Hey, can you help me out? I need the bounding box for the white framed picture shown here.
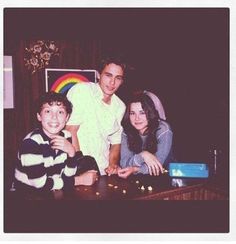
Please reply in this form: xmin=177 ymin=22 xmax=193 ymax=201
xmin=3 ymin=56 xmax=14 ymax=109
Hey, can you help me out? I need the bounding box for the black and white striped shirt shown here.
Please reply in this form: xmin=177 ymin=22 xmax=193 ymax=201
xmin=14 ymin=128 xmax=77 ymax=191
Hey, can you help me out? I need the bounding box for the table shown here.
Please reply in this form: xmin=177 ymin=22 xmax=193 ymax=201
xmin=5 ymin=174 xmax=229 ymax=233
xmin=9 ymin=174 xmax=228 ymax=201
xmin=63 ymin=174 xmax=228 ymax=200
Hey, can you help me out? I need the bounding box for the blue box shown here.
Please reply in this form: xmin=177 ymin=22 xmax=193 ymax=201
xmin=169 ymin=162 xmax=209 ymax=178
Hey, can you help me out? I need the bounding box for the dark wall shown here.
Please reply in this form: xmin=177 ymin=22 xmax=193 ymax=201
xmin=4 ymin=8 xmax=229 ymax=189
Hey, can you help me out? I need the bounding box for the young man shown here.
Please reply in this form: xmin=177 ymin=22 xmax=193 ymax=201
xmin=14 ymin=92 xmax=99 ymax=192
xmin=66 ymin=55 xmax=126 ymax=176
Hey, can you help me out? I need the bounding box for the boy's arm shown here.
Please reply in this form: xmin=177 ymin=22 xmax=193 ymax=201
xmin=65 ymin=125 xmax=80 ymax=151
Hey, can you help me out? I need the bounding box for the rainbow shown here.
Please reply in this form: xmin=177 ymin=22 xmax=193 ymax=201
xmin=50 ymin=73 xmax=89 ymax=93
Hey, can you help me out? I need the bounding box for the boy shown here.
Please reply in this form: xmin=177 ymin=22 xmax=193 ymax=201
xmin=14 ymin=92 xmax=99 ymax=192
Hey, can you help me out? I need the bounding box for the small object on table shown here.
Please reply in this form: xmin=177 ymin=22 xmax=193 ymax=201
xmin=169 ymin=162 xmax=209 ymax=178
xmin=96 ymin=192 xmax=100 ymax=196
xmin=114 ymin=185 xmax=118 ymax=189
xmin=122 ymin=189 xmax=127 ymax=194
xmin=108 ymin=183 xmax=114 ymax=187
xmin=141 ymin=185 xmax=145 ymax=191
xmin=135 ymin=180 xmax=140 ymax=184
xmin=147 ymin=186 xmax=153 ymax=191
xmin=162 ymin=169 xmax=168 ymax=174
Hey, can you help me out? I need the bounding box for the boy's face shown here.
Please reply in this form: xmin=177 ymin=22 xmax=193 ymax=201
xmin=37 ymin=102 xmax=69 ymax=138
xmin=99 ymin=63 xmax=124 ymax=98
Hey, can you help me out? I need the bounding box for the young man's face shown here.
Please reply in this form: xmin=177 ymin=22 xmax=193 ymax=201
xmin=37 ymin=102 xmax=69 ymax=138
xmin=99 ymin=63 xmax=124 ymax=98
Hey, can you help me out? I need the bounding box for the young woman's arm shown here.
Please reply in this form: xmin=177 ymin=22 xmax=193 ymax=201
xmin=140 ymin=150 xmax=163 ymax=175
xmin=155 ymin=129 xmax=173 ymax=164
xmin=120 ymin=133 xmax=149 ymax=174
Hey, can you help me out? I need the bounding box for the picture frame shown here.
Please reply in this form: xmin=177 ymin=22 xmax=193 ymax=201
xmin=45 ymin=68 xmax=97 ymax=94
xmin=3 ymin=56 xmax=14 ymax=109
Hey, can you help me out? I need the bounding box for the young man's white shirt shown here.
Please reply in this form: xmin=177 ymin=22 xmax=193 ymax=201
xmin=66 ymin=82 xmax=126 ymax=175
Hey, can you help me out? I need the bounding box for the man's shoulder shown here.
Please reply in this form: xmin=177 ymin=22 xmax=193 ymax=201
xmin=75 ymin=81 xmax=93 ymax=88
xmin=67 ymin=81 xmax=93 ymax=96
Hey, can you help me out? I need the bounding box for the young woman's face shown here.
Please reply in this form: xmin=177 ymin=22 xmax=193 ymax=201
xmin=37 ymin=102 xmax=69 ymax=138
xmin=129 ymin=102 xmax=148 ymax=134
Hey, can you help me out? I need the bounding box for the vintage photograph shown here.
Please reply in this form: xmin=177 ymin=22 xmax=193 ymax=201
xmin=3 ymin=7 xmax=229 ymax=234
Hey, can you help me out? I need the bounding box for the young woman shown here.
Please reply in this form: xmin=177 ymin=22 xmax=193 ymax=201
xmin=118 ymin=92 xmax=174 ymax=179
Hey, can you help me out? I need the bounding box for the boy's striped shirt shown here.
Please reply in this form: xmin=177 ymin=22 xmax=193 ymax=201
xmin=14 ymin=128 xmax=77 ymax=191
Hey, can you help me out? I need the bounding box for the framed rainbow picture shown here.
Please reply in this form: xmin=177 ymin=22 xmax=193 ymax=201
xmin=45 ymin=68 xmax=97 ymax=94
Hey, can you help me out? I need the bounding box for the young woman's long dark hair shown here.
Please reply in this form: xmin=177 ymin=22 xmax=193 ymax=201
xmin=121 ymin=92 xmax=160 ymax=154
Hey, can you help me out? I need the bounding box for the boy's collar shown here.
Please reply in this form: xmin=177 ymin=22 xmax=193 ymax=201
xmin=38 ymin=127 xmax=64 ymax=141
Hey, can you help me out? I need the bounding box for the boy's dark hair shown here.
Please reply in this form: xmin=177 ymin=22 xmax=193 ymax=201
xmin=36 ymin=92 xmax=73 ymax=114
xmin=99 ymin=53 xmax=127 ymax=74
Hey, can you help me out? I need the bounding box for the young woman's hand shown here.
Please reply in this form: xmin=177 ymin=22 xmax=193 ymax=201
xmin=141 ymin=151 xmax=164 ymax=176
xmin=117 ymin=167 xmax=139 ymax=179
xmin=50 ymin=135 xmax=75 ymax=157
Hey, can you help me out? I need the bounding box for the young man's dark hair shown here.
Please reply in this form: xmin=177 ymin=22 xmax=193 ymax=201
xmin=99 ymin=53 xmax=127 ymax=75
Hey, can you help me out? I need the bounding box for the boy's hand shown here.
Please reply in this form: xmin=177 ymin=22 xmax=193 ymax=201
xmin=50 ymin=135 xmax=75 ymax=157
xmin=74 ymin=170 xmax=98 ymax=186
